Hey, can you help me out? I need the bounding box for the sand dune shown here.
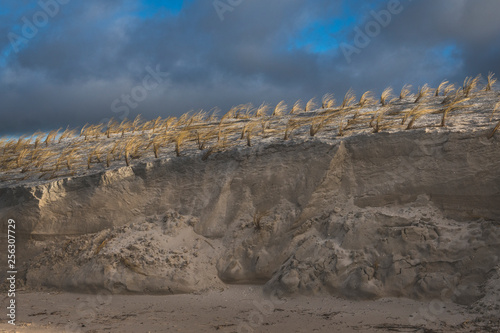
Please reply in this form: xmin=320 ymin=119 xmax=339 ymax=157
xmin=1 ymin=89 xmax=500 ymax=331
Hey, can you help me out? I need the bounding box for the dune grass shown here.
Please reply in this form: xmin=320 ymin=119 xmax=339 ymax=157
xmin=305 ymin=97 xmax=317 ymax=112
xmin=399 ymin=85 xmax=412 ymax=100
xmin=0 ymin=73 xmax=498 ymax=183
xmin=485 ymin=72 xmax=497 ymax=92
xmin=380 ymin=87 xmax=393 ymax=106
xmin=359 ymin=91 xmax=375 ymax=107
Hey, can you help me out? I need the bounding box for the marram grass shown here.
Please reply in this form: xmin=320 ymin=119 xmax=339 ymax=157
xmin=0 ymin=74 xmax=498 ymax=183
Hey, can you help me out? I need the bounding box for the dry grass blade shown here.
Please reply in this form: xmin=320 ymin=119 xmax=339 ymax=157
xmin=131 ymin=114 xmax=143 ymax=133
xmin=124 ymin=137 xmax=141 ymax=166
xmin=245 ymin=123 xmax=257 ymax=147
xmin=221 ymin=108 xmax=236 ymax=122
xmin=373 ymin=109 xmax=387 ymax=133
xmin=196 ymin=129 xmax=214 ymax=150
xmin=443 ymin=83 xmax=456 ymax=96
xmin=272 ymin=101 xmax=287 ymax=117
xmin=406 ymin=108 xmax=434 ymax=129
xmin=485 ymin=72 xmax=497 ymax=92
xmin=150 ymin=116 xmax=163 ymax=133
xmin=359 ymin=91 xmax=375 ymax=107
xmin=341 ymin=89 xmax=356 ymax=109
xmin=440 ymin=97 xmax=471 ymax=127
xmin=463 ymin=74 xmax=481 ymax=97
xmin=175 ymin=131 xmax=189 ymax=157
xmin=193 ymin=111 xmax=208 ymax=123
xmin=488 ymin=121 xmax=500 ymax=139
xmin=305 ymin=97 xmax=317 ymax=112
xmin=414 ymin=84 xmax=431 ymax=103
xmin=14 ymin=136 xmax=29 ymax=152
xmin=322 ymin=93 xmax=335 ymax=109
xmin=80 ymin=123 xmax=89 ymax=137
xmin=207 ymin=108 xmax=219 ymax=123
xmin=233 ymin=104 xmax=253 ymax=119
xmin=435 ymin=80 xmax=449 ymax=97
xmin=119 ymin=119 xmax=133 ymax=137
xmin=163 ymin=117 xmax=177 ymax=132
xmin=105 ymin=119 xmax=120 ymax=138
xmin=284 ymin=119 xmax=300 ymax=140
xmin=32 ymin=132 xmax=45 ymax=149
xmin=16 ymin=148 xmax=30 ymax=168
xmin=399 ymin=84 xmax=412 ymax=100
xmin=490 ymin=101 xmax=500 ymax=122
xmin=401 ymin=104 xmax=421 ymax=125
xmin=290 ymin=100 xmax=302 ymax=115
xmin=255 ymin=103 xmax=270 ymax=117
xmin=45 ymin=128 xmax=61 ymax=146
xmin=380 ymin=87 xmax=393 ymax=106
xmin=309 ymin=115 xmax=328 ymax=136
xmin=59 ymin=127 xmax=77 ymax=143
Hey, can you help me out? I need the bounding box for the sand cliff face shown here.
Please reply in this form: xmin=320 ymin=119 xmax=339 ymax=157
xmin=1 ymin=127 xmax=499 ymax=304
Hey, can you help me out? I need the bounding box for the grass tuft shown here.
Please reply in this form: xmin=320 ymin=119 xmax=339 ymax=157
xmin=380 ymin=87 xmax=393 ymax=106
xmin=485 ymin=72 xmax=497 ymax=92
xmin=414 ymin=84 xmax=431 ymax=103
xmin=406 ymin=108 xmax=434 ymax=130
xmin=359 ymin=91 xmax=375 ymax=107
xmin=45 ymin=128 xmax=61 ymax=147
xmin=399 ymin=84 xmax=412 ymax=100
xmin=440 ymin=97 xmax=470 ymax=127
xmin=290 ymin=100 xmax=302 ymax=114
xmin=341 ymin=89 xmax=356 ymax=109
xmin=309 ymin=115 xmax=328 ymax=136
xmin=305 ymin=97 xmax=317 ymax=112
xmin=175 ymin=131 xmax=189 ymax=157
xmin=272 ymin=101 xmax=287 ymax=117
xmin=490 ymin=101 xmax=500 ymax=122
xmin=255 ymin=103 xmax=270 ymax=117
xmin=322 ymin=93 xmax=335 ymax=109
xmin=463 ymin=74 xmax=481 ymax=97
xmin=435 ymin=80 xmax=449 ymax=97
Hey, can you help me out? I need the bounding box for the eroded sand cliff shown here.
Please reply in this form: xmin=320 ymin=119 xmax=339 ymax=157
xmin=1 ymin=125 xmax=499 ymax=308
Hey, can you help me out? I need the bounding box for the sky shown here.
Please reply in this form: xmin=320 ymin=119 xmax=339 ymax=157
xmin=1 ymin=0 xmax=500 ymax=136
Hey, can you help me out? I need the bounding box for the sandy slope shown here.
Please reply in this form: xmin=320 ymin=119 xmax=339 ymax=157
xmin=1 ymin=91 xmax=500 ymax=331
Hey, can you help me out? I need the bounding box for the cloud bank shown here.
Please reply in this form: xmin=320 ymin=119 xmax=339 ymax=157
xmin=1 ymin=0 xmax=499 ymax=134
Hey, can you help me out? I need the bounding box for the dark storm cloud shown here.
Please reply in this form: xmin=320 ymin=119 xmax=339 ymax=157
xmin=0 ymin=0 xmax=499 ymax=135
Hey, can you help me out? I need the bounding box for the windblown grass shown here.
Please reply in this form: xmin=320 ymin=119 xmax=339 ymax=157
xmin=305 ymin=98 xmax=317 ymax=112
xmin=322 ymin=93 xmax=335 ymax=109
xmin=341 ymin=89 xmax=356 ymax=109
xmin=414 ymin=84 xmax=431 ymax=103
xmin=272 ymin=101 xmax=287 ymax=117
xmin=435 ymin=80 xmax=449 ymax=97
xmin=1 ymin=73 xmax=497 ymax=184
xmin=399 ymin=84 xmax=412 ymax=100
xmin=380 ymin=87 xmax=393 ymax=106
xmin=359 ymin=91 xmax=375 ymax=107
xmin=485 ymin=72 xmax=497 ymax=92
xmin=256 ymin=103 xmax=270 ymax=117
xmin=290 ymin=100 xmax=302 ymax=115
xmin=463 ymin=74 xmax=481 ymax=97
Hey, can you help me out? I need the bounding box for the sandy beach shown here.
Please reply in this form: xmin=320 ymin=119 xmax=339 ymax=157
xmin=2 ymin=285 xmax=498 ymax=333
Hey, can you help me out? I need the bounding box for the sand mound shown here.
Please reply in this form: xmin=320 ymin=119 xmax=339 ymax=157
xmin=26 ymin=212 xmax=224 ymax=294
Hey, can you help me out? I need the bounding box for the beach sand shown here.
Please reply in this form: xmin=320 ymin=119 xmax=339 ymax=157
xmin=2 ymin=285 xmax=495 ymax=333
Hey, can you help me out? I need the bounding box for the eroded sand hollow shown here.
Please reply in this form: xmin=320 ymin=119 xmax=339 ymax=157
xmin=1 ymin=128 xmax=499 ymax=306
